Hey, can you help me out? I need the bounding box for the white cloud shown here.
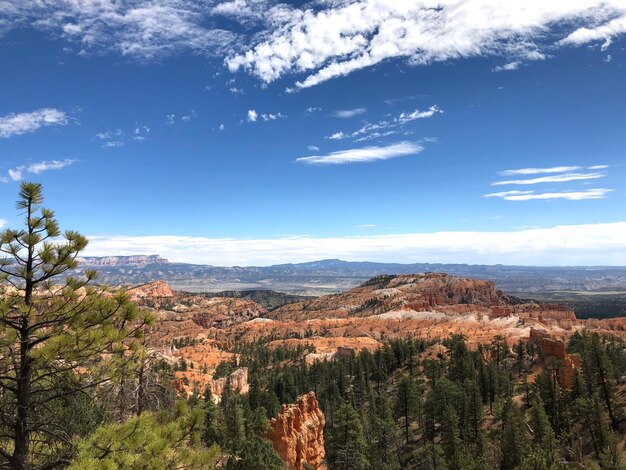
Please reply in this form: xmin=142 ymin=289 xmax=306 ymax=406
xmin=327 ymin=131 xmax=347 ymax=140
xmin=95 ymin=129 xmax=123 ymax=140
xmin=306 ymin=107 xmax=322 ymax=114
xmin=0 ymin=219 xmax=6 ymax=228
xmin=227 ymin=1 xmax=626 ymax=88
xmin=261 ymin=112 xmax=286 ymax=121
xmin=166 ymin=114 xmax=176 ymax=125
xmin=3 ymin=159 xmax=76 ymax=182
xmin=219 ymin=123 xmax=225 ymax=130
xmin=332 ymin=108 xmax=366 ymax=118
xmin=8 ymin=168 xmax=23 ymax=181
xmin=328 ymin=105 xmax=442 ymax=141
xmin=101 ymin=141 xmax=124 ymax=148
xmin=0 ymin=108 xmax=68 ymax=138
xmin=210 ymin=0 xmax=280 ymax=25
xmin=500 ymin=166 xmax=582 ymax=176
xmin=493 ymin=61 xmax=522 ymax=72
xmin=296 ymin=141 xmax=423 ymax=165
xmin=133 ymin=125 xmax=150 ymax=140
xmin=484 ymin=188 xmax=612 ymax=201
xmin=83 ymin=221 xmax=626 ymax=266
xmin=397 ymin=105 xmax=442 ymax=123
xmin=180 ymin=110 xmax=197 ymax=122
xmin=27 ymin=159 xmax=76 ymax=174
xmin=247 ymin=109 xmax=258 ymax=122
xmin=2 ymin=1 xmax=238 ymax=59
xmin=492 ymin=172 xmax=605 ymax=186
xmin=559 ymin=12 xmax=626 ymax=48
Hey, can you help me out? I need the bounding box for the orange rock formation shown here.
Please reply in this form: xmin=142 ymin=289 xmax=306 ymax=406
xmin=530 ymin=328 xmax=582 ymax=387
xmin=268 ymin=392 xmax=326 ymax=470
xmin=128 ymin=280 xmax=175 ymax=300
xmin=210 ymin=367 xmax=250 ymax=402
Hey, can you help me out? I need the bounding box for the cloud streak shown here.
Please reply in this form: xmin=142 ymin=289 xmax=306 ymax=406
xmin=2 ymin=159 xmax=76 ymax=182
xmin=296 ymin=141 xmax=423 ymax=165
xmin=83 ymin=222 xmax=626 ymax=266
xmin=484 ymin=189 xmax=612 ymax=201
xmin=499 ymin=166 xmax=583 ymax=176
xmin=0 ymin=108 xmax=68 ymax=138
xmin=492 ymin=172 xmax=605 ymax=186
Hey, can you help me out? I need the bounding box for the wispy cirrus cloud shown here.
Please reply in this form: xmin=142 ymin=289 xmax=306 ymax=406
xmin=499 ymin=166 xmax=583 ymax=176
xmin=492 ymin=172 xmax=605 ymax=186
xmin=84 ymin=221 xmax=626 ymax=266
xmin=327 ymin=105 xmax=442 ymax=141
xmin=0 ymin=108 xmax=68 ymax=138
xmin=484 ymin=188 xmax=612 ymax=201
xmin=95 ymin=125 xmax=149 ymax=147
xmin=2 ymin=159 xmax=76 ymax=183
xmin=486 ymin=164 xmax=612 ymax=201
xmin=296 ymin=141 xmax=423 ymax=165
xmin=1 ymin=1 xmax=239 ymax=59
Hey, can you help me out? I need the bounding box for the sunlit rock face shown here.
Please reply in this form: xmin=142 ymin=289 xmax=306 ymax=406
xmin=267 ymin=392 xmax=326 ymax=470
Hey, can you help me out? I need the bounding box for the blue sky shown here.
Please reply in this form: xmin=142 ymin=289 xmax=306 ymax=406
xmin=0 ymin=1 xmax=625 ymax=266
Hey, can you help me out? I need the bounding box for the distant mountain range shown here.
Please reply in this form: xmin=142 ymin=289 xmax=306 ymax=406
xmin=76 ymin=255 xmax=626 ymax=296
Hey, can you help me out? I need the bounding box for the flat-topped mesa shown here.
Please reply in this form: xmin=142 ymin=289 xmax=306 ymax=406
xmin=127 ymin=280 xmax=175 ymax=300
xmin=267 ymin=392 xmax=326 ymax=470
xmin=270 ymin=272 xmax=575 ymax=324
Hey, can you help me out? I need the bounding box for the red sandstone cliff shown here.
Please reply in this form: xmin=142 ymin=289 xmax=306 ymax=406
xmin=268 ymin=392 xmax=326 ymax=470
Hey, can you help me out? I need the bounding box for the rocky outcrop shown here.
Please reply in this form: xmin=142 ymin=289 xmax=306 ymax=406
xmin=128 ymin=280 xmax=175 ymax=300
xmin=210 ymin=368 xmax=249 ymax=402
xmin=271 ymin=273 xmax=575 ymax=325
xmin=268 ymin=392 xmax=326 ymax=470
xmin=191 ymin=298 xmax=267 ymax=328
xmin=530 ymin=328 xmax=582 ymax=387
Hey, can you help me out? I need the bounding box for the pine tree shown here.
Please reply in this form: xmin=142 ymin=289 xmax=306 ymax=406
xmin=328 ymin=401 xmax=369 ymax=470
xmin=368 ymin=393 xmax=400 ymax=470
xmin=395 ymin=376 xmax=420 ymax=445
xmin=465 ymin=378 xmax=484 ymax=451
xmin=529 ymin=394 xmax=556 ymax=452
xmin=69 ymin=401 xmax=219 ymax=469
xmin=223 ymin=393 xmax=246 ymax=454
xmin=499 ymin=398 xmax=529 ymax=470
xmin=225 ymin=437 xmax=286 ymax=470
xmin=0 ymin=182 xmax=153 ymax=469
xmin=441 ymin=405 xmax=462 ymax=468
